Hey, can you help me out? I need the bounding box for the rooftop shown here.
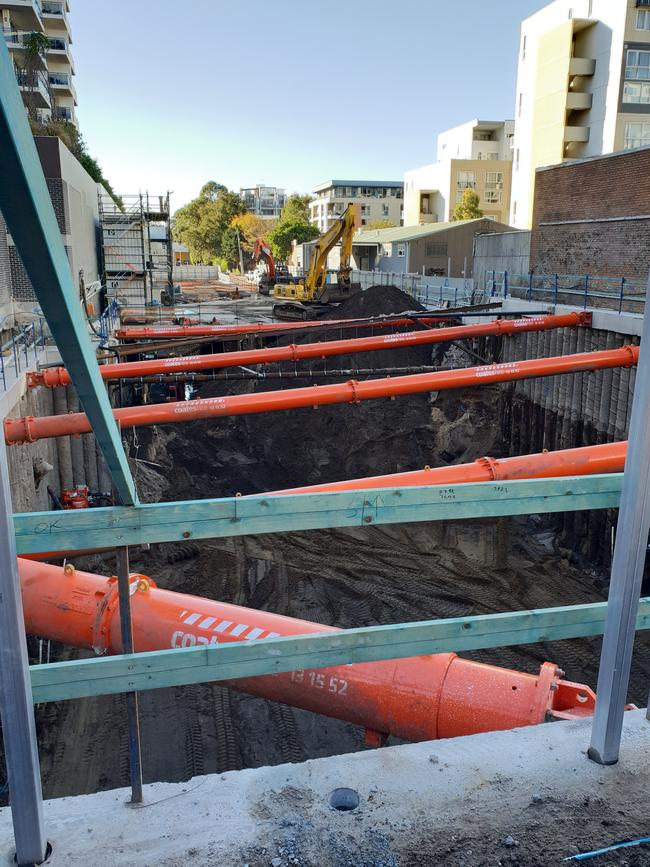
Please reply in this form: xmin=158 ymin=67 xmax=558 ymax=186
xmin=353 ymin=218 xmax=498 ymax=245
xmin=313 ymin=179 xmax=404 ymax=193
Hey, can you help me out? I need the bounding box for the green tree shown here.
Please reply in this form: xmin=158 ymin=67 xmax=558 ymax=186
xmin=268 ymin=219 xmax=320 ymax=260
xmin=220 ymin=227 xmax=241 ymax=270
xmin=451 ymin=189 xmax=483 ymax=222
xmin=19 ymin=31 xmax=50 ymax=122
xmin=280 ymin=193 xmax=312 ymax=224
xmin=172 ymin=184 xmax=247 ymax=264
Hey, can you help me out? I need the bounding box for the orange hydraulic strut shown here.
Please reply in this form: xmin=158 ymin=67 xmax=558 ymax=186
xmin=18 ymin=558 xmax=594 ymax=740
xmin=6 ymin=343 xmax=639 ymax=445
xmin=29 ymin=312 xmax=592 ymax=389
xmin=269 ymin=441 xmax=629 ymax=495
xmin=114 ymin=315 xmax=451 ymax=341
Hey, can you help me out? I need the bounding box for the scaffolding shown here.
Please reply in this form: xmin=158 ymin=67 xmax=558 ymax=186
xmin=98 ymin=192 xmax=173 ymax=308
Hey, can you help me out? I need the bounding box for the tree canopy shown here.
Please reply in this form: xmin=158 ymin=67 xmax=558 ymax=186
xmin=451 ymin=189 xmax=484 ymax=222
xmin=280 ymin=194 xmax=311 ymax=224
xmin=231 ymin=212 xmax=277 ymax=254
xmin=172 ymin=182 xmax=247 ymax=264
xmin=268 ymin=219 xmax=320 ymax=260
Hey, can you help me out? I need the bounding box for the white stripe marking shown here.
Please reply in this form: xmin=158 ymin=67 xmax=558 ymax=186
xmin=245 ymin=627 xmax=264 ymax=641
xmin=184 ymin=613 xmax=201 ymax=626
xmin=230 ymin=623 xmax=249 ymax=637
xmin=265 ymin=632 xmax=281 ymax=639
xmin=198 ymin=616 xmax=217 ymax=630
xmin=213 ymin=620 xmax=232 ymax=633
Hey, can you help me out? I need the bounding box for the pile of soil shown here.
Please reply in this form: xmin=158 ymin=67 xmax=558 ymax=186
xmin=322 ymin=285 xmax=425 ymax=320
xmin=32 ymin=286 xmax=650 ymax=802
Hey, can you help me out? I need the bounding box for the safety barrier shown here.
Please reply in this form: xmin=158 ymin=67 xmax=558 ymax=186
xmin=486 ymin=271 xmax=647 ymax=313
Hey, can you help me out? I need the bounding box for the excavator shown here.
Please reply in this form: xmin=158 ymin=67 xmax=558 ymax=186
xmin=272 ymin=204 xmax=358 ymax=320
xmin=251 ymin=238 xmax=277 ymax=296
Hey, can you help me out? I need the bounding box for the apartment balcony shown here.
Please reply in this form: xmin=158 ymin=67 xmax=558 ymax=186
xmin=41 ymin=0 xmax=71 ymax=37
xmin=0 ymin=0 xmax=44 ymax=31
xmin=53 ymin=104 xmax=75 ymax=125
xmin=46 ymin=35 xmax=73 ymax=67
xmin=15 ymin=68 xmax=50 ymax=108
xmin=569 ymin=57 xmax=596 ymax=77
xmin=566 ymin=92 xmax=593 ymax=110
xmin=3 ymin=29 xmax=47 ymax=68
xmin=564 ymin=125 xmax=590 ymax=143
xmin=48 ymin=71 xmax=76 ymax=102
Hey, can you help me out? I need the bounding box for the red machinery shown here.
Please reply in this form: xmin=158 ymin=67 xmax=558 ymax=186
xmin=251 ymin=238 xmax=276 ymax=296
xmin=7 ymin=343 xmax=639 ymax=445
xmin=60 ymin=486 xmax=92 ymax=509
xmin=28 ymin=312 xmax=591 ymax=389
xmin=18 ymin=558 xmax=595 ymax=741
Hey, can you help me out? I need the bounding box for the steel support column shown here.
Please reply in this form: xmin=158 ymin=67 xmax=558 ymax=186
xmin=0 ymin=39 xmax=135 ymax=505
xmin=0 ymin=446 xmax=47 ymax=866
xmin=115 ymin=548 xmax=143 ymax=803
xmin=589 ymin=280 xmax=650 ymax=765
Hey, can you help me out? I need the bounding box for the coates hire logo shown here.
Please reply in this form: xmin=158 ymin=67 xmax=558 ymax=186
xmin=475 ymin=362 xmax=520 ymax=379
xmin=512 ymin=317 xmax=545 ymax=328
xmin=173 ymin=397 xmax=227 ymax=414
xmin=383 ymin=331 xmax=416 ymax=343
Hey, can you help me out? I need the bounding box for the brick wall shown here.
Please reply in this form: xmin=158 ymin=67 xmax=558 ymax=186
xmin=530 ymin=147 xmax=650 ymax=280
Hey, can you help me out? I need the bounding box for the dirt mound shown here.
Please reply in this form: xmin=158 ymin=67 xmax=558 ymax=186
xmin=323 ymin=284 xmax=424 ymax=320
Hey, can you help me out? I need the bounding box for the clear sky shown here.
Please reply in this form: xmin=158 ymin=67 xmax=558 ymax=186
xmin=70 ymin=0 xmax=545 ymax=212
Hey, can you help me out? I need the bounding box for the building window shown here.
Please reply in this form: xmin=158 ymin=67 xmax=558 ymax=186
xmin=588 ymin=0 xmax=593 ymax=16
xmin=515 ymin=148 xmax=520 ymax=170
xmin=623 ymin=81 xmax=650 ymax=103
xmin=637 ymin=9 xmax=650 ymax=30
xmin=522 ymin=34 xmax=527 ymax=60
xmin=625 ymin=49 xmax=650 ymax=80
xmin=382 ymin=204 xmax=389 ymax=217
xmin=512 ymin=201 xmax=517 ymax=220
xmin=456 ymin=171 xmax=476 ymax=189
xmin=485 ymin=171 xmax=504 ymax=190
xmin=484 ymin=190 xmax=503 ymax=204
xmin=383 ymin=243 xmax=392 ymax=257
xmin=518 ymin=92 xmax=523 ymax=116
xmin=485 ymin=215 xmax=497 ymax=221
xmin=624 ymin=121 xmax=650 ymax=149
xmin=425 ymin=241 xmax=448 ymax=257
xmin=396 ymin=243 xmax=406 ymax=257
xmin=361 ymin=205 xmax=370 ymax=216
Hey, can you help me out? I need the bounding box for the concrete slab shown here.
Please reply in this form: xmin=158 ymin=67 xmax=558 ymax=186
xmin=1 ymin=710 xmax=649 ymax=866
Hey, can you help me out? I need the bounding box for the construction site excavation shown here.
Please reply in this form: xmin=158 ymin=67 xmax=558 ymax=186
xmin=2 ymin=3 xmax=650 ymax=864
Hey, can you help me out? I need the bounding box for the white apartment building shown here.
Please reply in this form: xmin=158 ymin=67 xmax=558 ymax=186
xmin=403 ymin=120 xmax=514 ymax=227
xmin=309 ymin=180 xmax=404 ymax=233
xmin=510 ymin=0 xmax=650 ymax=228
xmin=240 ymin=186 xmax=286 ymax=219
xmin=2 ymin=0 xmax=77 ymax=127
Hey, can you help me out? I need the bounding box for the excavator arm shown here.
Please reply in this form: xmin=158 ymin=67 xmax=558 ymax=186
xmin=252 ymin=238 xmax=276 ymax=279
xmin=304 ymin=204 xmax=356 ymax=302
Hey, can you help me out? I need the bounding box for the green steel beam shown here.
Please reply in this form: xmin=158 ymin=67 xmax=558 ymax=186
xmin=14 ymin=474 xmax=623 ymax=555
xmin=30 ymin=597 xmax=650 ymax=704
xmin=0 ymin=41 xmax=136 ymax=505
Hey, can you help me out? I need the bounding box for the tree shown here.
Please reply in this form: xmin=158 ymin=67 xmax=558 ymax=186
xmin=19 ymin=31 xmax=50 ymax=122
xmin=220 ymin=227 xmax=241 ymax=270
xmin=230 ymin=212 xmax=277 ymax=254
xmin=172 ymin=184 xmax=247 ymax=264
xmin=280 ymin=194 xmax=312 ymax=224
xmin=451 ymin=189 xmax=483 ymax=222
xmin=268 ymin=219 xmax=320 ymax=260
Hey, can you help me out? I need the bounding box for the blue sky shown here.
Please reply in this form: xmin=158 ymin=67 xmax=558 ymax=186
xmin=70 ymin=0 xmax=544 ymax=211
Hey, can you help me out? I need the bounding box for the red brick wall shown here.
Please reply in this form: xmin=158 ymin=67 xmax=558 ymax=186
xmin=530 ymin=148 xmax=650 ymax=280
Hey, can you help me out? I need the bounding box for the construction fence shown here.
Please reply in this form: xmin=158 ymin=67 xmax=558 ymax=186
xmin=486 ymin=271 xmax=647 ymax=314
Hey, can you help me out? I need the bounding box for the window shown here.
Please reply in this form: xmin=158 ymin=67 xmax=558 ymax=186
xmin=624 ymin=121 xmax=650 ymax=149
xmin=382 ymin=204 xmax=389 ymax=217
xmin=485 ymin=171 xmax=504 ymax=190
xmin=383 ymin=243 xmax=392 ymax=257
xmin=396 ymin=243 xmax=406 ymax=257
xmin=625 ymin=49 xmax=650 ymax=80
xmin=518 ymin=92 xmax=523 ymax=116
xmin=637 ymin=9 xmax=650 ymax=29
xmin=484 ymin=190 xmax=502 ymax=204
xmin=425 ymin=241 xmax=447 ymax=257
xmin=512 ymin=201 xmax=517 ymax=220
xmin=485 ymin=215 xmax=497 ymax=221
xmin=456 ymin=170 xmax=476 ymax=189
xmin=588 ymin=0 xmax=593 ymax=16
xmin=522 ymin=34 xmax=527 ymax=60
xmin=623 ymin=81 xmax=650 ymax=103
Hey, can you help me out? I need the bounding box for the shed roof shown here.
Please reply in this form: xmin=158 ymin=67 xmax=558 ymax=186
xmin=352 ymin=218 xmax=491 ymax=245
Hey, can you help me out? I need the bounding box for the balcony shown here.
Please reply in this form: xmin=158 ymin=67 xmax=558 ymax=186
xmin=48 ymin=71 xmax=76 ymax=101
xmin=569 ymin=57 xmax=596 ymax=77
xmin=15 ymin=67 xmax=50 ymax=107
xmin=564 ymin=125 xmax=590 ymax=143
xmin=41 ymin=0 xmax=71 ymax=36
xmin=566 ymin=92 xmax=593 ymax=110
xmin=53 ymin=104 xmax=74 ymax=124
xmin=46 ymin=35 xmax=72 ymax=65
xmin=0 ymin=0 xmax=43 ymax=31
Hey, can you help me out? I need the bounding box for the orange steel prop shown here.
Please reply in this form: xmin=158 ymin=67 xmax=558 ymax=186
xmin=6 ymin=343 xmax=639 ymax=445
xmin=114 ymin=315 xmax=450 ymax=341
xmin=29 ymin=312 xmax=592 ymax=389
xmin=18 ymin=558 xmax=594 ymax=740
xmin=271 ymin=441 xmax=629 ymax=494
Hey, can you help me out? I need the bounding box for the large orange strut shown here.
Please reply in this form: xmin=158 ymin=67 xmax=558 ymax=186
xmin=6 ymin=343 xmax=639 ymax=444
xmin=29 ymin=312 xmax=591 ymax=388
xmin=18 ymin=558 xmax=594 ymax=741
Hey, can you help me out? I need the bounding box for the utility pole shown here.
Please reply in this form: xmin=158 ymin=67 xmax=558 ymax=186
xmin=236 ymin=226 xmax=245 ymax=277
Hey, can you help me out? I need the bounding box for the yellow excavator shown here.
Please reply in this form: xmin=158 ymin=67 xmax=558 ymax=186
xmin=272 ymin=204 xmax=359 ymax=320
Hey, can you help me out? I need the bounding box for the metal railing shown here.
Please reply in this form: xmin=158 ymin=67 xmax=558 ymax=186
xmin=42 ymin=0 xmax=64 ymax=14
xmin=48 ymin=71 xmax=70 ymax=86
xmin=485 ymin=271 xmax=647 ymax=313
xmin=0 ymin=318 xmax=49 ymax=393
xmin=352 ymin=270 xmax=474 ymax=309
xmin=14 ymin=68 xmax=50 ymax=101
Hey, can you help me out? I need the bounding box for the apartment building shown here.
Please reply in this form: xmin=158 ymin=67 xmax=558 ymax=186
xmin=403 ymin=120 xmax=514 ymax=226
xmin=2 ymin=0 xmax=77 ymax=127
xmin=309 ymin=181 xmax=404 ymax=233
xmin=240 ymin=186 xmax=286 ymax=219
xmin=510 ymin=0 xmax=650 ymax=229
